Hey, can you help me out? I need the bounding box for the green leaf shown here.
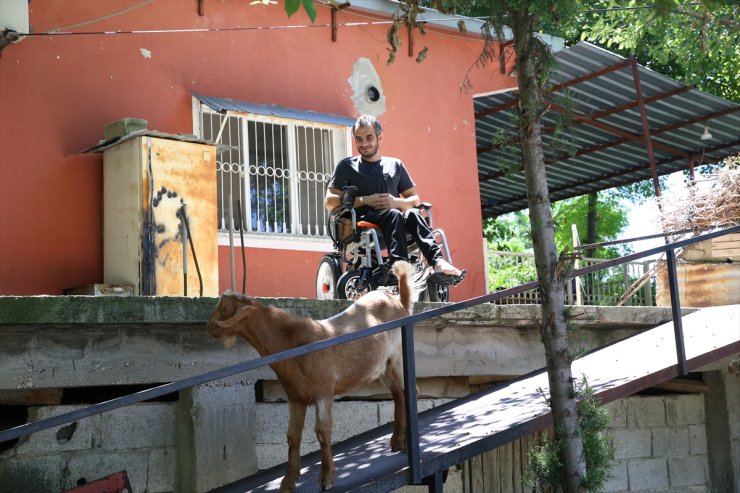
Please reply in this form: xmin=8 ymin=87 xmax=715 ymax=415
xmin=284 ymin=0 xmax=317 ymax=22
xmin=302 ymin=0 xmax=317 ymax=22
xmin=284 ymin=0 xmax=300 ymax=18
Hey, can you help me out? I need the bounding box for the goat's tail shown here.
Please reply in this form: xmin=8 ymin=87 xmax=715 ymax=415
xmin=392 ymin=260 xmax=415 ymax=313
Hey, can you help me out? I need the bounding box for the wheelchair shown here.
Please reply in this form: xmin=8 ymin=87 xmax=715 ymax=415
xmin=315 ymin=186 xmax=455 ymax=302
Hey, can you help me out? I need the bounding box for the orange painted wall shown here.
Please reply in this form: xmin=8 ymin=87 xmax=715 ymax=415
xmin=0 ymin=1 xmax=512 ymax=299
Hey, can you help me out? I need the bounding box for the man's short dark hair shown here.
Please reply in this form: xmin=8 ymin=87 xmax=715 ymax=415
xmin=353 ymin=115 xmax=383 ymax=136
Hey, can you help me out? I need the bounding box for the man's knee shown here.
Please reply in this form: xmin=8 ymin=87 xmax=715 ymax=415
xmin=386 ymin=208 xmax=405 ymax=226
xmin=403 ymin=209 xmax=429 ymax=231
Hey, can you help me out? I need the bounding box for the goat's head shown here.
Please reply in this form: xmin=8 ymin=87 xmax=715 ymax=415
xmin=207 ymin=290 xmax=259 ymax=347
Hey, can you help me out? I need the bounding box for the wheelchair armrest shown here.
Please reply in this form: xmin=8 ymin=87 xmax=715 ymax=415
xmin=328 ymin=205 xmax=357 ymax=248
xmin=415 ymin=202 xmax=433 ymax=228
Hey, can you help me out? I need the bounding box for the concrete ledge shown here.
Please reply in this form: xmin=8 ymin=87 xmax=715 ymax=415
xmin=0 ymin=296 xmax=685 ymax=391
xmin=0 ymin=295 xmax=686 ymax=327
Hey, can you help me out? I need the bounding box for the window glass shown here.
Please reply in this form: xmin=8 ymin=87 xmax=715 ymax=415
xmin=200 ymin=108 xmax=346 ymax=239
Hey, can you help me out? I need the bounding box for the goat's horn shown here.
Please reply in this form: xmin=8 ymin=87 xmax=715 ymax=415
xmin=215 ymin=305 xmax=254 ymax=328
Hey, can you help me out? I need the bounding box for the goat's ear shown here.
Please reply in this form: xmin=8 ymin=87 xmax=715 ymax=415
xmin=215 ymin=305 xmax=256 ymax=328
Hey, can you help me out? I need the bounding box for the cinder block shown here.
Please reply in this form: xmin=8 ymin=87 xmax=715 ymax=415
xmin=255 ymin=403 xmax=316 ymax=447
xmin=103 ymin=118 xmax=148 ymax=139
xmin=331 ymin=401 xmax=382 ymax=441
xmin=257 ymin=443 xmax=320 ymax=471
xmin=12 ymin=405 xmax=95 ymax=456
xmin=653 ymin=427 xmax=689 ymax=457
xmin=668 ymin=455 xmax=707 ymax=487
xmin=0 ymin=454 xmax=66 ymax=492
xmin=612 ymin=429 xmax=651 ymax=459
xmin=256 ymin=401 xmax=383 ymax=445
xmin=688 ymin=424 xmax=708 ymax=455
xmin=601 ymin=459 xmax=628 ymax=492
xmin=378 ymin=398 xmax=449 ymax=424
xmin=627 ymin=457 xmax=669 ymax=490
xmin=100 ymin=403 xmax=176 ymax=450
xmin=147 ymin=446 xmax=176 ymax=493
xmin=179 ymin=380 xmax=257 ymax=493
xmin=626 ymin=396 xmax=665 ymax=427
xmin=666 ymin=395 xmax=704 ymax=426
xmin=605 ymin=399 xmax=627 ymax=428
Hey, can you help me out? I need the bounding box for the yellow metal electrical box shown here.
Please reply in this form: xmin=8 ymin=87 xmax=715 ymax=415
xmin=102 ymin=135 xmax=218 ymax=296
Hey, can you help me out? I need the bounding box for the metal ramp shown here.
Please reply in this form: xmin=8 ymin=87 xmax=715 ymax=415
xmin=209 ymin=304 xmax=739 ymax=493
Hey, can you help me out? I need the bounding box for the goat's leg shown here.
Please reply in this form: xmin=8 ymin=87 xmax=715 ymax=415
xmin=382 ymin=359 xmax=408 ymax=452
xmin=315 ymin=397 xmax=336 ymax=490
xmin=281 ymin=400 xmax=307 ymax=493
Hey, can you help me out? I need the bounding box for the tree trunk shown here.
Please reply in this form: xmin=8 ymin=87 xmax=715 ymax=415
xmin=585 ymin=192 xmax=598 ymax=303
xmin=585 ymin=192 xmax=598 ymax=258
xmin=510 ymin=9 xmax=587 ymax=492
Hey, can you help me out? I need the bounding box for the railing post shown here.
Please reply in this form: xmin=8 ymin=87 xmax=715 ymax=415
xmin=572 ymin=225 xmax=582 ymax=305
xmin=665 ymin=249 xmax=689 ymax=376
xmin=643 ymin=260 xmax=653 ymax=306
xmin=423 ymin=470 xmax=444 ymax=492
xmin=401 ymin=322 xmax=422 ymax=484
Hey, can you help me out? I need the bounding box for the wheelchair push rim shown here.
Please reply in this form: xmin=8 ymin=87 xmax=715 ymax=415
xmin=422 ymin=282 xmax=450 ymax=302
xmin=336 ymin=269 xmax=375 ymax=300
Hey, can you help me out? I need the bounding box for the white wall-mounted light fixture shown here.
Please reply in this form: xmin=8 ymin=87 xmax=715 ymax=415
xmin=700 ymin=124 xmax=712 ymax=140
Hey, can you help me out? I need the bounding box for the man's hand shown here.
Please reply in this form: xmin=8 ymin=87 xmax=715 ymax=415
xmin=362 ymin=193 xmax=396 ymax=210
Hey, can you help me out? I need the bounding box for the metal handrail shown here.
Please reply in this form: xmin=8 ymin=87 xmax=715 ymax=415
xmin=1 ymin=224 xmax=738 ymax=487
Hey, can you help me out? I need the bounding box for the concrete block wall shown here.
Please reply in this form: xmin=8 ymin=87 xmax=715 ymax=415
xmin=603 ymin=395 xmax=710 ymax=493
xmin=255 ymin=398 xmax=451 ymax=471
xmin=0 ymin=403 xmax=177 ymax=493
xmin=2 ymin=380 xmax=737 ymax=493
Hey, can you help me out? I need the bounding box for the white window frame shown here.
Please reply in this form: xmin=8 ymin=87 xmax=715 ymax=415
xmin=193 ymin=100 xmax=351 ymax=252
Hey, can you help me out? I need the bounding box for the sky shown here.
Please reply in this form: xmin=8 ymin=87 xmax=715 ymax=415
xmin=621 ymin=170 xmax=714 ymax=256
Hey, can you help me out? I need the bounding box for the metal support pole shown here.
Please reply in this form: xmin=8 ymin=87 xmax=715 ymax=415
xmin=228 ymin=191 xmax=235 ymax=291
xmin=181 ymin=201 xmax=188 ymax=296
xmin=423 ymin=470 xmax=444 ymax=492
xmin=666 ymin=249 xmax=689 ymax=376
xmin=401 ymin=323 xmax=421 ymax=484
xmin=643 ymin=260 xmax=653 ymax=306
xmin=572 ymin=224 xmax=582 ymax=305
xmin=630 ymin=59 xmax=661 ymax=197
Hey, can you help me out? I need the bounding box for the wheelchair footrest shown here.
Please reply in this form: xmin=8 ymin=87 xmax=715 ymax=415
xmin=427 ymin=270 xmax=467 ymax=286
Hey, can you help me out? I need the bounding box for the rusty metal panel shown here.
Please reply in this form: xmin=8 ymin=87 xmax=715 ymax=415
xmin=148 ymin=137 xmax=218 ymax=297
xmin=103 ymin=136 xmax=218 ymax=297
xmin=656 ymin=261 xmax=740 ymax=307
xmin=63 ymin=470 xmax=132 ymax=493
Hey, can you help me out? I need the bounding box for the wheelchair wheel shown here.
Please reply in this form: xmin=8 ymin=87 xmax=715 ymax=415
xmin=336 ymin=270 xmax=375 ymax=300
xmin=316 ymin=255 xmax=342 ymax=300
xmin=423 ymin=283 xmax=450 ymax=302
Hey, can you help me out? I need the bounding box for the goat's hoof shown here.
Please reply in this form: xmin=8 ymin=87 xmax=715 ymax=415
xmin=319 ymin=467 xmax=336 ymax=490
xmin=280 ymin=476 xmax=297 ymax=492
xmin=390 ymin=435 xmax=407 ymax=452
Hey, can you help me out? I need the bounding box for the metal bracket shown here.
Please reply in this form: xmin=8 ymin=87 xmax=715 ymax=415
xmin=331 ymin=3 xmax=350 ymax=42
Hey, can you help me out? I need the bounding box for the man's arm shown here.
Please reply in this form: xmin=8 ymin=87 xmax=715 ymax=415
xmin=324 ymin=187 xmax=364 ymax=211
xmin=325 ymin=186 xmax=421 ymax=212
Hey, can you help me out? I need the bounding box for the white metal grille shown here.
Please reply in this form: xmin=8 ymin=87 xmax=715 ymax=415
xmin=200 ymin=110 xmax=347 ymax=239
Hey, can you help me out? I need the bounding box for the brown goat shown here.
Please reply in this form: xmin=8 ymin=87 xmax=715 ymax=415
xmin=206 ymin=261 xmax=416 ymax=492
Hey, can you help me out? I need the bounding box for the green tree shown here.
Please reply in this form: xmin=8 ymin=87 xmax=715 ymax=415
xmin=291 ymin=1 xmax=599 ymax=489
xmin=546 ymin=1 xmax=740 ymax=102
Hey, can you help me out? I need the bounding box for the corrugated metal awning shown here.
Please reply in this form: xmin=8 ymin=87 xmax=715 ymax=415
xmin=475 ymin=42 xmax=740 ymax=218
xmin=192 ymin=92 xmax=356 ymax=127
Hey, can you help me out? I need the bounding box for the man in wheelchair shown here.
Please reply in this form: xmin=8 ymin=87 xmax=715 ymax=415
xmin=318 ymin=114 xmax=465 ymax=300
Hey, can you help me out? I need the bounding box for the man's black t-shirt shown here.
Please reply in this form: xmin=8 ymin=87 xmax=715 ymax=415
xmin=327 ymin=156 xmax=415 ymax=201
